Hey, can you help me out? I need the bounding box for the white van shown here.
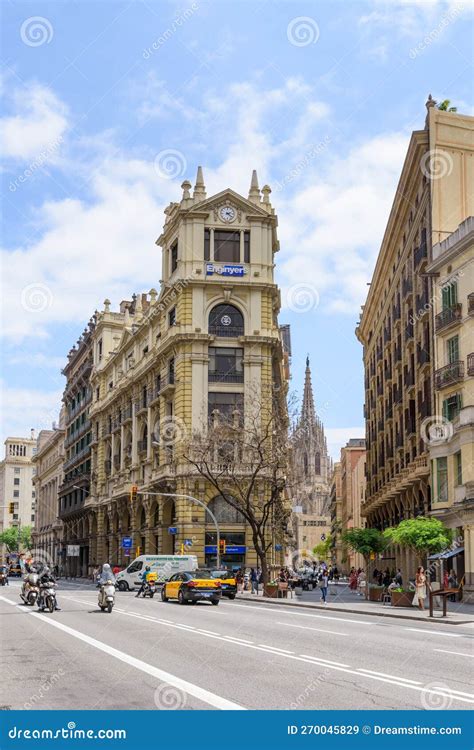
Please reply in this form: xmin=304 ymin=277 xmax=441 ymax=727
xmin=116 ymin=555 xmax=198 ymax=591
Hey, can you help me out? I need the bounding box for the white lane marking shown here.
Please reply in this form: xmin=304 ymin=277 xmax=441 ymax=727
xmin=357 ymin=669 xmax=422 ymax=684
xmin=197 ymin=629 xmax=221 ymax=636
xmin=300 ymin=654 xmax=351 ymax=668
xmin=228 ymin=602 xmax=373 ymax=626
xmin=407 ymin=628 xmax=462 ymax=638
xmin=434 ymin=649 xmax=474 ymax=658
xmin=258 ymin=644 xmax=294 ymax=654
xmin=222 ymin=636 xmax=254 ymax=644
xmin=277 ymin=621 xmax=349 ymax=636
xmin=0 ymin=597 xmax=244 ymax=711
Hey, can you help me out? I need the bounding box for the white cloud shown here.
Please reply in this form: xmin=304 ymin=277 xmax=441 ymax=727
xmin=0 ymin=381 xmax=63 ymax=445
xmin=325 ymin=427 xmax=366 ymax=462
xmin=0 ymin=83 xmax=68 ymax=160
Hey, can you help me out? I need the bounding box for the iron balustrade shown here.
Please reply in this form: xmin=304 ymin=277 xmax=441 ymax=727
xmin=435 ymin=303 xmax=462 ymax=332
xmin=435 ymin=360 xmax=464 ymax=389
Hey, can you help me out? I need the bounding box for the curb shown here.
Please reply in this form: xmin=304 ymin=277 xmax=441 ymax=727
xmin=234 ymin=595 xmax=474 ymax=625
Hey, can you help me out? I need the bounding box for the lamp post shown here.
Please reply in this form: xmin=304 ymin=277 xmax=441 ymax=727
xmin=137 ymin=491 xmax=221 ymax=568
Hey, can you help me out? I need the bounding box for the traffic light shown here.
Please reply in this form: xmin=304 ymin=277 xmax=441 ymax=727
xmin=129 ymin=485 xmax=138 ymax=502
xmin=218 ymin=539 xmax=226 ymax=555
xmin=8 ymin=502 xmax=14 ymax=514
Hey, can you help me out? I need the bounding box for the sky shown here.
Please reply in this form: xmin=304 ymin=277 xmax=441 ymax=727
xmin=1 ymin=0 xmax=473 ymax=460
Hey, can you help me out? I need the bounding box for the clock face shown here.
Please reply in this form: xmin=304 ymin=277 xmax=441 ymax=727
xmin=219 ymin=205 xmax=236 ymax=223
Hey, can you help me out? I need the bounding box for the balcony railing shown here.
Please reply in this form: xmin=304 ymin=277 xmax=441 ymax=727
xmin=209 ymin=324 xmax=244 ymax=338
xmin=417 ymin=346 xmax=430 ymax=366
xmin=435 ymin=361 xmax=464 ymax=389
xmin=414 ymin=240 xmax=427 ymax=268
xmin=209 ymin=371 xmax=244 ymax=383
xmin=435 ymin=303 xmax=462 ymax=332
xmin=468 ymin=353 xmax=474 ymax=376
xmin=122 ymin=404 xmax=133 ymax=422
xmin=404 ymin=369 xmax=414 ymax=387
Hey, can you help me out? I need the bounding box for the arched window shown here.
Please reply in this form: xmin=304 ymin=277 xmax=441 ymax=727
xmin=208 ymin=495 xmax=245 ymax=524
xmin=209 ymin=304 xmax=244 ymax=338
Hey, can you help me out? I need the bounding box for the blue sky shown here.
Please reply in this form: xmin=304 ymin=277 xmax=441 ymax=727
xmin=1 ymin=0 xmax=473 ymax=458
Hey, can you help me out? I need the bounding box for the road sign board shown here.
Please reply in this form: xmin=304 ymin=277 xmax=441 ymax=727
xmin=184 ymin=539 xmax=193 ymax=546
xmin=122 ymin=537 xmax=132 ymax=549
xmin=168 ymin=527 xmax=177 ymax=535
xmin=67 ymin=545 xmax=80 ymax=557
xmin=275 ymin=544 xmax=283 ymax=551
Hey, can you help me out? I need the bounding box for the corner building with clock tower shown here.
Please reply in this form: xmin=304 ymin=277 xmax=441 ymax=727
xmin=87 ymin=167 xmax=290 ymax=572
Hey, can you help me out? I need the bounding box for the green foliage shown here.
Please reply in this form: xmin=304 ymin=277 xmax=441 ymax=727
xmin=313 ymin=535 xmax=331 ymax=561
xmin=341 ymin=527 xmax=386 ymax=560
xmin=437 ymin=99 xmax=457 ymax=112
xmin=0 ymin=526 xmax=32 ymax=553
xmin=383 ymin=517 xmax=451 ymax=561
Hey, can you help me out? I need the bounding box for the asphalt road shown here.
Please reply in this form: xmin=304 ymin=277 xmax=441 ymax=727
xmin=1 ymin=579 xmax=473 ymax=711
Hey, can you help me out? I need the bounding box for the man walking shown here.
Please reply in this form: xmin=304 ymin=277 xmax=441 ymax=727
xmin=319 ymin=570 xmax=329 ymax=603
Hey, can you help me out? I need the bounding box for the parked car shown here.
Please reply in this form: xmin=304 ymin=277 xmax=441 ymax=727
xmin=201 ymin=569 xmax=237 ymax=599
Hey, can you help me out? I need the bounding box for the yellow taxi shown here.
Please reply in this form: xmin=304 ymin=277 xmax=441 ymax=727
xmin=202 ymin=569 xmax=237 ymax=600
xmin=161 ymin=570 xmax=222 ymax=606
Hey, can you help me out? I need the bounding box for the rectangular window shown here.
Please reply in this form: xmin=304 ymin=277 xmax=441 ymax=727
xmin=447 ymin=335 xmax=459 ymax=364
xmin=442 ymin=394 xmax=462 ymax=421
xmin=13 ymin=478 xmax=20 ymax=485
xmin=13 ymin=490 xmax=19 ymax=497
xmin=208 ymin=392 xmax=244 ymax=419
xmin=208 ymin=347 xmax=244 ymax=383
xmin=441 ymin=280 xmax=457 ymax=309
xmin=244 ymin=230 xmax=250 ymax=263
xmin=14 ymin=468 xmax=20 ymax=474
xmin=436 ymin=457 xmax=448 ymax=502
xmin=170 ymin=241 xmax=178 ymax=273
xmin=168 ymin=307 xmax=176 ymax=327
xmin=168 ymin=357 xmax=175 ymax=384
xmin=97 ymin=339 xmax=103 ymax=361
xmin=454 ymin=451 xmax=462 ymax=486
xmin=214 ymin=230 xmax=240 ymax=263
xmin=204 ymin=229 xmax=210 ymax=261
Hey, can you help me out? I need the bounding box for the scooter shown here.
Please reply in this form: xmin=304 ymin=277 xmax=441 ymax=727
xmin=38 ymin=580 xmax=57 ymax=613
xmin=98 ymin=579 xmax=116 ymax=613
xmin=20 ymin=573 xmax=40 ymax=605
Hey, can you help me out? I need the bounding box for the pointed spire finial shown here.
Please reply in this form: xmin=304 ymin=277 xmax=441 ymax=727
xmin=193 ymin=166 xmax=206 ymax=200
xmin=306 ymin=354 xmax=310 ymax=368
xmin=248 ymin=169 xmax=261 ymax=203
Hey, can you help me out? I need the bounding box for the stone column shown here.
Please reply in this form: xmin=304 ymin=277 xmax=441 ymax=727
xmin=463 ymin=524 xmax=474 ymax=594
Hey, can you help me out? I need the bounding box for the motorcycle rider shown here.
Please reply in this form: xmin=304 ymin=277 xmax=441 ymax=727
xmin=135 ymin=565 xmax=151 ymax=597
xmin=37 ymin=565 xmax=61 ymax=611
xmin=98 ymin=563 xmax=116 ymax=585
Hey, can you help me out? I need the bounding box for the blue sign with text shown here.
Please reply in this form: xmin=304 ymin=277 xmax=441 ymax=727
xmin=205 ymin=545 xmax=246 ymax=555
xmin=206 ymin=263 xmax=245 ymax=277
xmin=168 ymin=527 xmax=177 ymax=535
xmin=121 ymin=537 xmax=132 ymax=549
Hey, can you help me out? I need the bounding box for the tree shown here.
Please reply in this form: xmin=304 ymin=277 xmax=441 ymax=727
xmin=0 ymin=526 xmax=32 ymax=553
xmin=438 ymin=99 xmax=457 ymax=112
xmin=182 ymin=393 xmax=292 ymax=585
xmin=313 ymin=535 xmax=331 ymax=562
xmin=342 ymin=528 xmax=387 ymax=599
xmin=384 ymin=517 xmax=452 ymax=568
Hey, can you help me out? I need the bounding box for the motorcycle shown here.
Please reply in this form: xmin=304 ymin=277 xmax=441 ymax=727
xmin=39 ymin=580 xmax=57 ymax=613
xmin=20 ymin=573 xmax=40 ymax=605
xmin=0 ymin=567 xmax=8 ymax=586
xmin=98 ymin=579 xmax=116 ymax=613
xmin=140 ymin=580 xmax=156 ymax=599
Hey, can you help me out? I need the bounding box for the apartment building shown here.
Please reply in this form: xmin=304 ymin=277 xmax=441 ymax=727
xmin=356 ymin=99 xmax=474 ymax=579
xmin=0 ymin=434 xmax=36 ymax=559
xmin=426 ymin=216 xmax=474 ymax=594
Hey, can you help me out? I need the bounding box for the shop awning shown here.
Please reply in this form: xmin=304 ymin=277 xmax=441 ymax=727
xmin=428 ymin=547 xmax=464 ymax=561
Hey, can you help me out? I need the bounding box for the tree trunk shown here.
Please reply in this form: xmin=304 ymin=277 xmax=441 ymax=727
xmin=364 ymin=555 xmax=369 ymax=600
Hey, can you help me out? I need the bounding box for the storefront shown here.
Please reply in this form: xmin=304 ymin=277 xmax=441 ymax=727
xmin=205 ymin=531 xmax=246 ymax=570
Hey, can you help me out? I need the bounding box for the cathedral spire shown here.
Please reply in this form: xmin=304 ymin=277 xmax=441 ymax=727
xmin=301 ymin=355 xmax=316 ymax=426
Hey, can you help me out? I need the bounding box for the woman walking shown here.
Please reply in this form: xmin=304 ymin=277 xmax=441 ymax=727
xmin=415 ymin=566 xmax=427 ymax=610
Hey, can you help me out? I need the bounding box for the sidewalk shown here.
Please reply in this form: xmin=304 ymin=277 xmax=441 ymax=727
xmin=236 ymin=583 xmax=474 ymax=625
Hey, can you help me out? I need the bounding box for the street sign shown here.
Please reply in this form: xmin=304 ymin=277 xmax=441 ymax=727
xmin=67 ymin=545 xmax=80 ymax=557
xmin=184 ymin=539 xmax=193 ymax=546
xmin=168 ymin=527 xmax=177 ymax=535
xmin=122 ymin=537 xmax=132 ymax=549
xmin=275 ymin=544 xmax=283 ymax=551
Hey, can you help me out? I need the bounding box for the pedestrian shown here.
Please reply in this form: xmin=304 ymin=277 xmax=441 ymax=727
xmin=236 ymin=568 xmax=243 ymax=593
xmin=443 ymin=569 xmax=449 ymax=589
xmin=319 ymin=570 xmax=329 ymax=603
xmin=250 ymin=567 xmax=258 ymax=594
xmin=382 ymin=569 xmax=391 ymax=588
xmin=372 ymin=567 xmax=379 ymax=582
xmin=357 ymin=569 xmax=366 ymax=597
xmin=414 ymin=566 xmax=427 ymax=610
xmin=348 ymin=567 xmax=357 ymax=591
xmin=395 ymin=568 xmax=403 ymax=586
xmin=448 ymin=569 xmax=458 ymax=602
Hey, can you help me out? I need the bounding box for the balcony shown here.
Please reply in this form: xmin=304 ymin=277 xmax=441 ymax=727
xmin=414 ymin=240 xmax=427 ymax=268
xmin=420 ymin=398 xmax=431 ymax=418
xmin=209 ymin=370 xmax=244 ymax=383
xmin=404 ymin=368 xmax=415 ymax=388
xmin=435 ymin=303 xmax=462 ymax=332
xmin=402 ymin=277 xmax=413 ymax=297
xmin=209 ymin=324 xmax=244 ymax=338
xmin=415 ymin=291 xmax=429 ymax=315
xmin=469 ymin=293 xmax=474 ymax=316
xmin=121 ymin=404 xmax=133 ymax=422
xmin=468 ymin=353 xmax=474 ymax=376
xmin=417 ymin=346 xmax=430 ymax=367
xmin=63 ymin=445 xmax=91 ymax=471
xmin=435 ymin=361 xmax=464 ymax=389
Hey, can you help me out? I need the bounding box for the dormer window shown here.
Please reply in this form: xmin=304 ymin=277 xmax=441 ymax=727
xmin=170 ymin=240 xmax=178 ymax=273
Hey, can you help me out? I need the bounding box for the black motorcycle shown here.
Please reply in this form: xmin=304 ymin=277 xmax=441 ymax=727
xmin=138 ymin=580 xmax=156 ymax=599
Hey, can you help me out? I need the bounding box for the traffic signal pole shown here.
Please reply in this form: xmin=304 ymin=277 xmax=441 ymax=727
xmin=131 ymin=490 xmax=221 ymax=568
